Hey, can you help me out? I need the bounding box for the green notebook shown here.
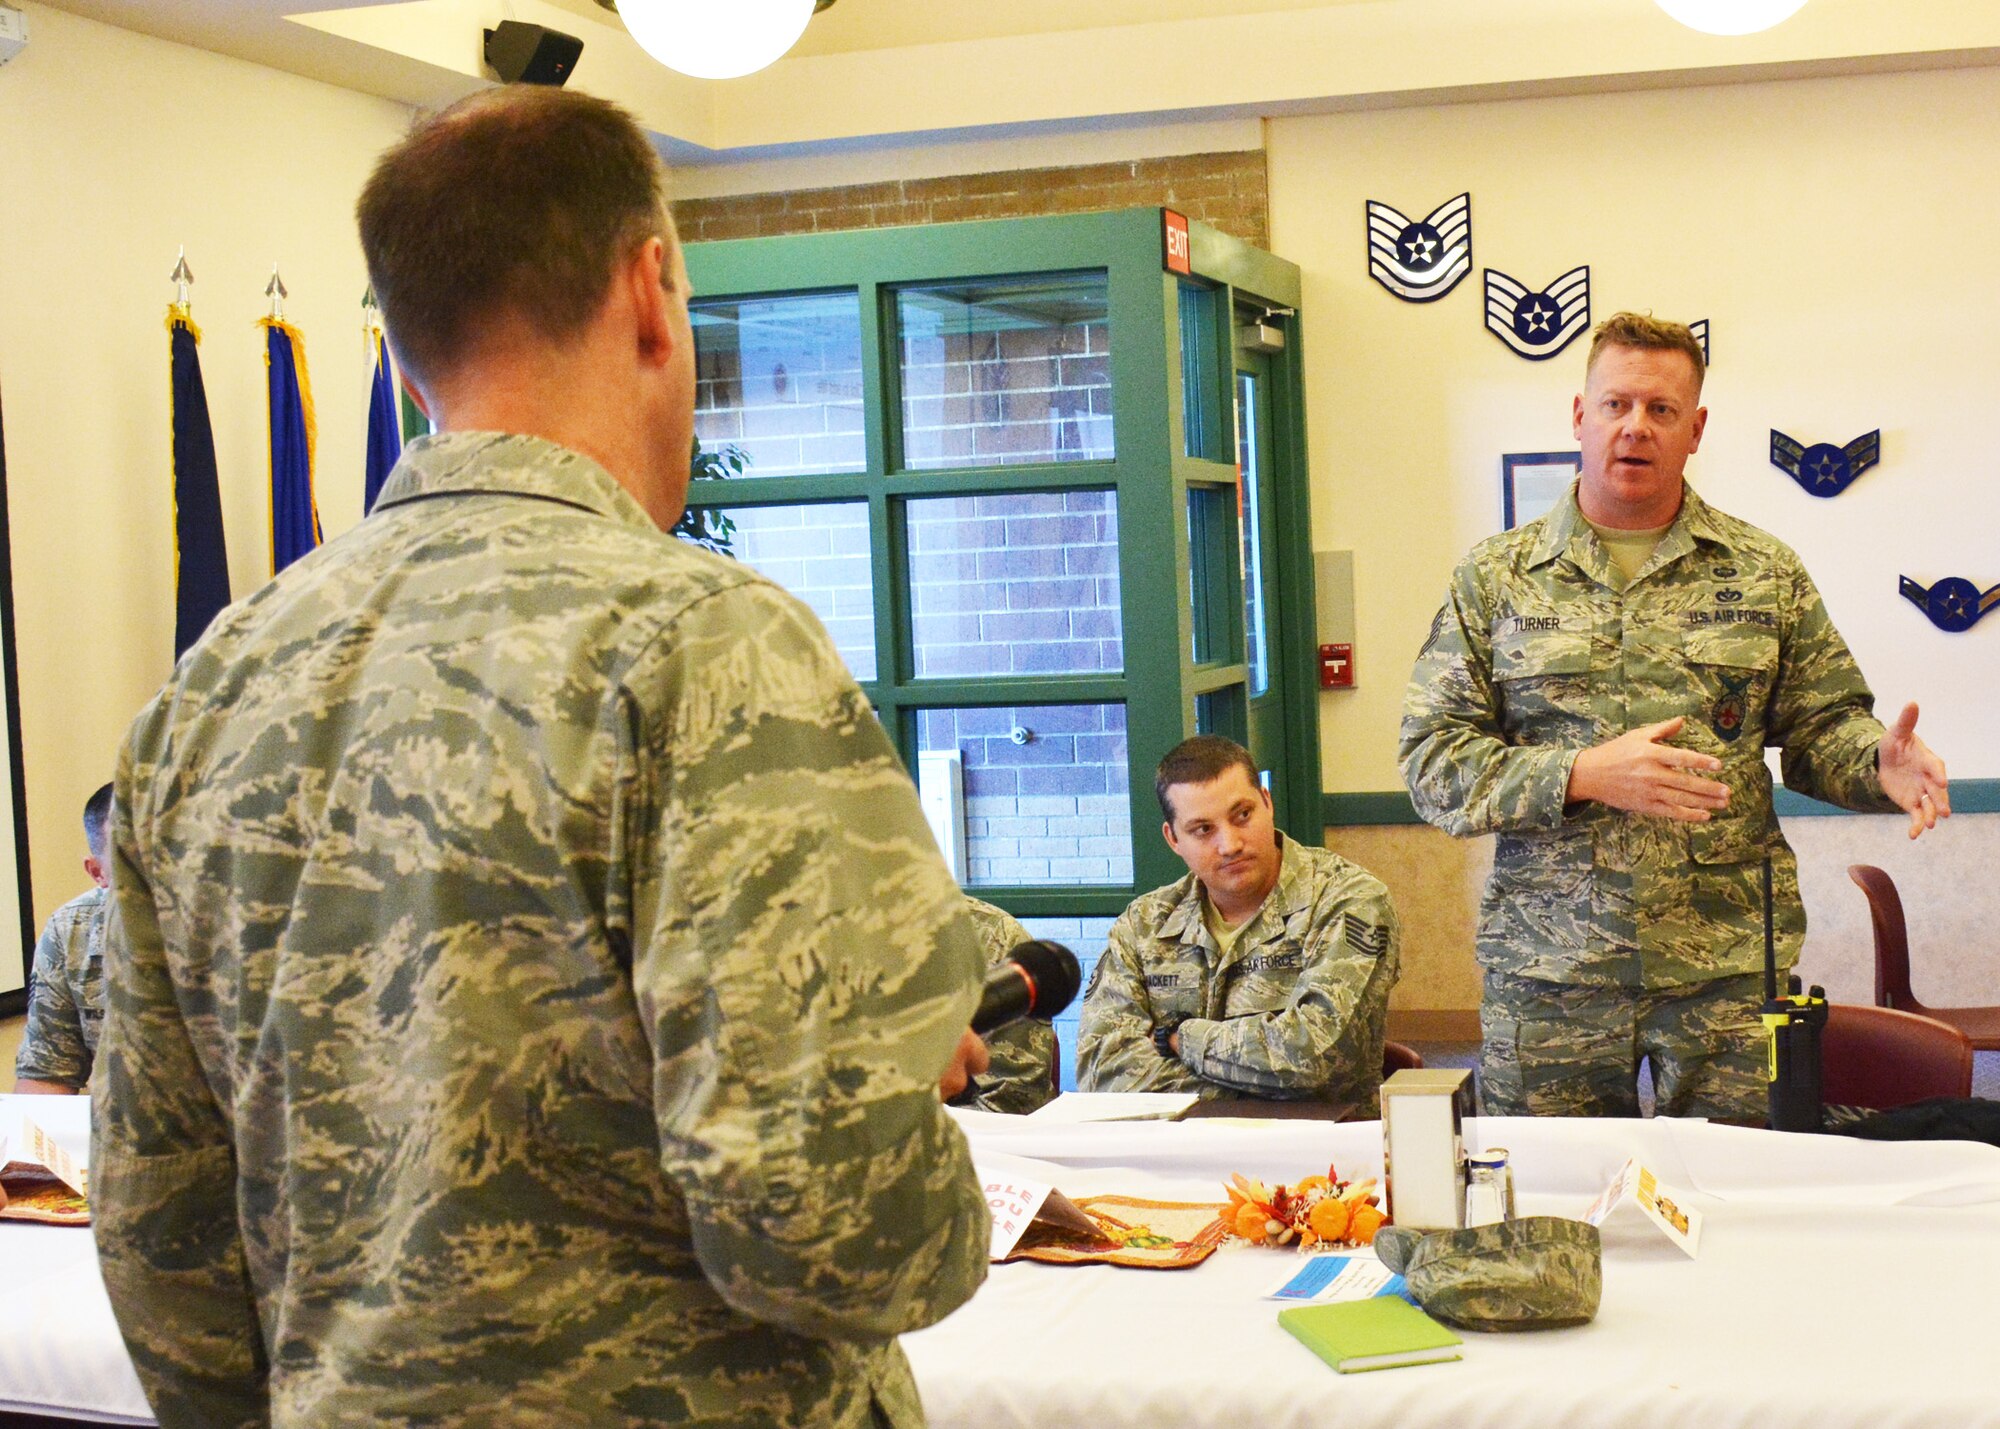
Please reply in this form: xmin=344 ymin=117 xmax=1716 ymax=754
xmin=1278 ymin=1297 xmax=1464 ymax=1373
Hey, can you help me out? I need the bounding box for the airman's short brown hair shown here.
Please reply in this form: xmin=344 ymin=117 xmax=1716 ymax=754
xmin=1584 ymin=312 xmax=1706 ymax=393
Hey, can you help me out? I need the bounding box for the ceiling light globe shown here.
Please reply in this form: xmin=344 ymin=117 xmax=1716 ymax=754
xmin=1654 ymin=0 xmax=1809 ymax=36
xmin=621 ymin=0 xmax=816 ymax=79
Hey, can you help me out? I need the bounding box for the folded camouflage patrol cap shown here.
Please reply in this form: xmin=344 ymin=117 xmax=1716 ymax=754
xmin=1373 ymin=1216 xmax=1601 ymax=1332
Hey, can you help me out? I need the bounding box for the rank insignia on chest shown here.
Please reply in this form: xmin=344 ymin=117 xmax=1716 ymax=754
xmin=1710 ymin=670 xmax=1754 ymax=742
xmin=1366 ymin=193 xmax=1472 ymax=303
xmin=1484 ymin=265 xmax=1590 ymax=360
xmin=1770 ymin=429 xmax=1880 ymax=497
xmin=1898 ymin=574 xmax=2000 ymax=633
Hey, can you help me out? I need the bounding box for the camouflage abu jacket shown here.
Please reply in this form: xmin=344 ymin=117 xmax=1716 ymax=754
xmin=960 ymin=898 xmax=1057 ymax=1115
xmin=14 ymin=885 xmax=108 ymax=1089
xmin=1400 ymin=481 xmax=1894 ymax=990
xmin=93 ymin=432 xmax=989 ymax=1429
xmin=1075 ymin=837 xmax=1399 ymax=1107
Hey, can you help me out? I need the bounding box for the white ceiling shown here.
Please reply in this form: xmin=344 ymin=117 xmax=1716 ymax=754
xmin=29 ymin=0 xmax=2000 ymax=163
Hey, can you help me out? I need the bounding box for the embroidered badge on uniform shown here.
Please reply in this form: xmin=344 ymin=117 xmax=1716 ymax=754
xmin=1484 ymin=266 xmax=1590 ymax=360
xmin=1344 ymin=914 xmax=1390 ymax=957
xmin=1418 ymin=604 xmax=1449 ymax=658
xmin=1898 ymin=575 xmax=2000 ymax=633
xmin=1769 ymin=429 xmax=1880 ymax=497
xmin=1711 ymin=670 xmax=1753 ymax=741
xmin=1367 ymin=193 xmax=1473 ymax=303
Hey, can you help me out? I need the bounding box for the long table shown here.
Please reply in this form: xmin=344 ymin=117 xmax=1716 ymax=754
xmin=909 ymin=1109 xmax=2000 ymax=1429
xmin=6 ymin=1097 xmax=2000 ymax=1427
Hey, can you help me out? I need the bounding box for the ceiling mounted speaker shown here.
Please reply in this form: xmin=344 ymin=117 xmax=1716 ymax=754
xmin=619 ymin=0 xmax=817 ymax=79
xmin=483 ymin=21 xmax=583 ymax=85
xmin=1655 ymin=0 xmax=1808 ymax=35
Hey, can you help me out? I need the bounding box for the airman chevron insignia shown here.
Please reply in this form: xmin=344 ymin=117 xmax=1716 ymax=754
xmin=1770 ymin=429 xmax=1880 ymax=498
xmin=1484 ymin=265 xmax=1590 ymax=361
xmin=1344 ymin=914 xmax=1391 ymax=957
xmin=1898 ymin=575 xmax=2000 ymax=633
xmin=1367 ymin=193 xmax=1472 ymax=303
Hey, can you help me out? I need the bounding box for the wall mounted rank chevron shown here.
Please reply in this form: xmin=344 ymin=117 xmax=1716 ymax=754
xmin=1770 ymin=429 xmax=1880 ymax=497
xmin=1366 ymin=193 xmax=1472 ymax=303
xmin=1898 ymin=575 xmax=2000 ymax=633
xmin=1484 ymin=266 xmax=1590 ymax=360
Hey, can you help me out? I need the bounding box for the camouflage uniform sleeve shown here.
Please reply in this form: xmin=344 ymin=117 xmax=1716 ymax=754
xmin=1400 ymin=563 xmax=1580 ymax=835
xmin=90 ymin=757 xmax=271 ymax=1429
xmin=960 ymin=901 xmax=1056 ymax=1116
xmin=1176 ymin=880 xmax=1401 ymax=1098
xmin=14 ymin=906 xmax=88 ymax=1088
xmin=628 ymin=580 xmax=988 ymax=1343
xmin=1074 ymin=909 xmax=1201 ymax=1094
xmin=1770 ymin=560 xmax=1896 ymax=812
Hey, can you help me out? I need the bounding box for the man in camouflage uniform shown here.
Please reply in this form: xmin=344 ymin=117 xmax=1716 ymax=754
xmin=958 ymin=897 xmax=1058 ymax=1114
xmin=1077 ymin=736 xmax=1400 ymax=1108
xmin=13 ymin=782 xmax=112 ymax=1094
xmin=92 ymin=88 xmax=989 ymax=1428
xmin=1401 ymin=313 xmax=1949 ymax=1121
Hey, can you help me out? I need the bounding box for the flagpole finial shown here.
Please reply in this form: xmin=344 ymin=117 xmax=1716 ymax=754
xmin=266 ymin=264 xmax=288 ymax=321
xmin=170 ymin=247 xmax=194 ymax=313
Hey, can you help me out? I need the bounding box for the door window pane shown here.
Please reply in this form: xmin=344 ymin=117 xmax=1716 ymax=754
xmin=1018 ymin=915 xmax=1115 ymax=1092
xmin=898 ymin=273 xmax=1114 ymax=470
xmin=907 ymin=491 xmax=1121 ymax=677
xmin=1179 ymin=281 xmax=1225 ymax=461
xmin=1237 ymin=372 xmax=1271 ymax=696
xmin=692 ymin=293 xmax=865 ymax=477
xmin=915 ymin=703 xmax=1132 ymax=887
xmin=680 ymin=502 xmax=876 ymax=680
xmin=1187 ymin=484 xmax=1237 ymax=665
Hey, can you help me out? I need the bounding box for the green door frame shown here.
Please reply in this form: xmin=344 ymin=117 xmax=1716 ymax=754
xmin=684 ymin=209 xmax=1316 ymax=920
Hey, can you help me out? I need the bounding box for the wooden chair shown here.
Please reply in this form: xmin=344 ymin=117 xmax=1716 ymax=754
xmin=1821 ymin=1003 xmax=1973 ymax=1110
xmin=1383 ymin=1039 xmax=1424 ymax=1076
xmin=1847 ymin=864 xmax=2000 ymax=1051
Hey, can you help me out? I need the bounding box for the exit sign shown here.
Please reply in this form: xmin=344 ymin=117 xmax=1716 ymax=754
xmin=1163 ymin=210 xmax=1191 ymax=275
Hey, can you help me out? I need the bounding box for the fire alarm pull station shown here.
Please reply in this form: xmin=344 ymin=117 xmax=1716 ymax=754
xmin=1314 ymin=550 xmax=1357 ymax=690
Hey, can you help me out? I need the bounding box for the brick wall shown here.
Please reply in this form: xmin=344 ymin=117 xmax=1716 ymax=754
xmin=673 ymin=149 xmax=1270 ymax=250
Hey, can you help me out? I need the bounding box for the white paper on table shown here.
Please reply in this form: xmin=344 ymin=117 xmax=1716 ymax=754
xmin=973 ymin=1151 xmax=1101 ymax=1260
xmin=1264 ymin=1252 xmax=1411 ymax=1303
xmin=1584 ymin=1157 xmax=1702 ymax=1258
xmin=1027 ymin=1092 xmax=1199 ymax=1124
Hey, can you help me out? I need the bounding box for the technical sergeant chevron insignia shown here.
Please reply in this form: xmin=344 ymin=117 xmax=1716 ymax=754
xmin=1897 ymin=575 xmax=2000 ymax=633
xmin=1483 ymin=265 xmax=1591 ymax=360
xmin=1344 ymin=913 xmax=1391 ymax=958
xmin=1367 ymin=193 xmax=1473 ymax=303
xmin=1769 ymin=429 xmax=1880 ymax=497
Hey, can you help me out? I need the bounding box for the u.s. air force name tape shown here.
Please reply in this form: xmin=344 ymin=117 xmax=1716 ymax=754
xmin=1484 ymin=266 xmax=1590 ymax=360
xmin=1367 ymin=193 xmax=1472 ymax=303
xmin=1898 ymin=575 xmax=2000 ymax=633
xmin=1769 ymin=429 xmax=1880 ymax=497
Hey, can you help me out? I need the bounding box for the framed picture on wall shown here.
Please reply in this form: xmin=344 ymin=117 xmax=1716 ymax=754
xmin=1502 ymin=451 xmax=1581 ymax=529
xmin=0 ymin=381 xmax=38 ymax=1017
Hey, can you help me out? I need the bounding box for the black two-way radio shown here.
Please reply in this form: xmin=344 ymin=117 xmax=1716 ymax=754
xmin=1760 ymin=857 xmax=1827 ymax=1132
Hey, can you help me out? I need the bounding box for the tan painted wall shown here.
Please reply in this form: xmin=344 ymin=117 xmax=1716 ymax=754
xmin=0 ymin=5 xmax=410 ymax=964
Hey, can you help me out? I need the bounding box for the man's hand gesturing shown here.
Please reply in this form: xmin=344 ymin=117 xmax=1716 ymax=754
xmin=1878 ymin=702 xmax=1950 ymax=840
xmin=1567 ymin=716 xmax=1730 ymax=821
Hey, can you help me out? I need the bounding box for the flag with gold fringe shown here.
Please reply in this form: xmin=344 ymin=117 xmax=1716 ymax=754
xmin=261 ymin=315 xmax=323 ymax=574
xmin=363 ymin=299 xmax=401 ymax=514
xmin=168 ymin=308 xmax=231 ymax=657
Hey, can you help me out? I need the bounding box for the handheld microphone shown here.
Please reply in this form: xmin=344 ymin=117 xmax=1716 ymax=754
xmin=971 ymin=940 xmax=1082 ymax=1035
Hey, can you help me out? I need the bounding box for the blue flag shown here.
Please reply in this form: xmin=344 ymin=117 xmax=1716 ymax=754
xmin=169 ymin=311 xmax=231 ymax=658
xmin=364 ymin=323 xmax=401 ymax=514
xmin=262 ymin=317 xmax=323 ymax=574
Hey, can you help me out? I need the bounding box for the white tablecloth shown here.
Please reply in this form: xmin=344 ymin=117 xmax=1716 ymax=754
xmin=6 ymin=1100 xmax=1999 ymax=1427
xmin=905 ymin=1111 xmax=2000 ymax=1429
xmin=0 ymin=1095 xmax=151 ymax=1424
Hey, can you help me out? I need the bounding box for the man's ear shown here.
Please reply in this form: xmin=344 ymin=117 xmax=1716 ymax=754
xmin=83 ymin=855 xmax=109 ymax=890
xmin=1161 ymin=819 xmax=1179 ymax=853
xmin=629 ymin=237 xmax=676 ymax=367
